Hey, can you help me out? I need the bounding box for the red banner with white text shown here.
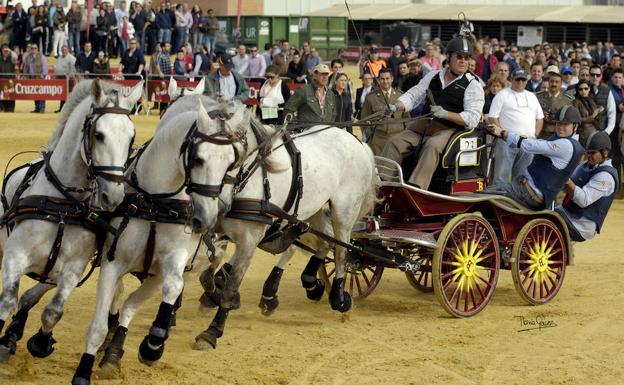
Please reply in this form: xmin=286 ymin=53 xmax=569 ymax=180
xmin=0 ymin=78 xmax=67 ymax=100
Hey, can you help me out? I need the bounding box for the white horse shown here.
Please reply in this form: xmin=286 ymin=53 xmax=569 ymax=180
xmin=71 ymin=94 xmax=249 ymax=385
xmin=191 ymin=118 xmax=379 ymax=349
xmin=0 ymin=79 xmax=142 ymax=363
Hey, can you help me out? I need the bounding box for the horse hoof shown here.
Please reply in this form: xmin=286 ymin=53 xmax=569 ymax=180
xmin=97 ymin=360 xmax=122 ymax=380
xmin=258 ymin=296 xmax=279 ymax=316
xmin=199 ymin=292 xmax=219 ymax=309
xmin=0 ymin=344 xmax=13 ymax=364
xmin=305 ymin=280 xmax=325 ymax=301
xmin=26 ymin=330 xmax=56 ymax=358
xmin=71 ymin=376 xmax=91 ymax=385
xmin=194 ymin=329 xmax=218 ymax=350
xmin=137 ymin=336 xmax=164 ymax=366
xmin=329 ymin=291 xmax=352 ymax=313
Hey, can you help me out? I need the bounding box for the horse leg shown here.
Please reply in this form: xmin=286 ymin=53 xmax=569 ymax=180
xmin=72 ymin=263 xmax=125 ymax=385
xmin=0 ymin=250 xmax=28 ymax=363
xmin=327 ymin=207 xmax=356 ymax=313
xmin=98 ymin=276 xmax=161 ymax=378
xmin=170 ymin=286 xmax=184 ymax=327
xmin=258 ymin=249 xmax=293 ymax=316
xmin=193 ymin=306 xmax=229 ymax=350
xmin=195 ymin=234 xmax=261 ymax=349
xmin=301 ymin=243 xmax=332 ymax=302
xmin=137 ymin=252 xmax=186 ymax=367
xmin=301 ymin=209 xmax=335 ymax=301
xmin=0 ymin=283 xmax=54 ymax=360
xmin=98 ymin=280 xmax=125 ymax=354
xmin=27 ymin=265 xmax=85 ymax=359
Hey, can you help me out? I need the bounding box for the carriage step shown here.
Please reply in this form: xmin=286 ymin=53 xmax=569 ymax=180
xmin=354 ymin=229 xmax=437 ymax=249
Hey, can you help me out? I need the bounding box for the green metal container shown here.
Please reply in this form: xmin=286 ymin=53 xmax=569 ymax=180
xmin=224 ymin=15 xmax=347 ymax=58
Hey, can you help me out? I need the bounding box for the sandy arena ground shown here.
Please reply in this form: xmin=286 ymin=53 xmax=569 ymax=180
xmin=0 ymin=100 xmax=623 ymax=385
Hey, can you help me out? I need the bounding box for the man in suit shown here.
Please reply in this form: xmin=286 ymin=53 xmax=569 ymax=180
xmin=354 ymin=72 xmax=374 ymax=120
xmin=361 ymin=68 xmax=410 ymax=155
xmin=284 ymin=63 xmax=336 ymax=123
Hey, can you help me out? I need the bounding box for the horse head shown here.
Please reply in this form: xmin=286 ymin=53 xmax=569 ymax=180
xmin=187 ymin=100 xmax=249 ymax=233
xmin=86 ymin=79 xmax=143 ymax=211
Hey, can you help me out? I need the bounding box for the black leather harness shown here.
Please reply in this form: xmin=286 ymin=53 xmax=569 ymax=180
xmin=225 ymin=120 xmax=305 ymax=254
xmin=0 ymin=106 xmax=133 ymax=285
xmin=105 ymin=116 xmax=247 ymax=280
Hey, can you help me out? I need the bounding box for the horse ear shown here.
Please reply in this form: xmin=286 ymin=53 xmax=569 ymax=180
xmin=91 ymin=79 xmax=103 ymax=105
xmin=191 ymin=77 xmax=205 ymax=95
xmin=124 ymin=80 xmax=144 ymax=108
xmin=197 ymin=100 xmax=212 ymax=131
xmin=168 ymin=77 xmax=179 ymax=100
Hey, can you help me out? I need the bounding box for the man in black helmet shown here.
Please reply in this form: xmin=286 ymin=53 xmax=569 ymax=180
xmin=381 ymin=34 xmax=485 ymax=190
xmin=556 ymin=131 xmax=618 ymax=241
xmin=487 ymin=105 xmax=585 ymax=210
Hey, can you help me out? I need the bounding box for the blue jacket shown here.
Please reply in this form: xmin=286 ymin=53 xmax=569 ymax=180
xmin=155 ymin=11 xmax=171 ymax=30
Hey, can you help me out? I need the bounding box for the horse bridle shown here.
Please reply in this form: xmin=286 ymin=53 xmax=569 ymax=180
xmin=41 ymin=105 xmax=133 ymax=206
xmin=179 ymin=113 xmax=247 ymax=198
xmin=81 ymin=106 xmax=134 ymax=184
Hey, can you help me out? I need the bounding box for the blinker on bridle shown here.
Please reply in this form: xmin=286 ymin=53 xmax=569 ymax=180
xmin=82 ymin=105 xmax=134 ymax=184
xmin=180 ymin=112 xmax=246 ymax=198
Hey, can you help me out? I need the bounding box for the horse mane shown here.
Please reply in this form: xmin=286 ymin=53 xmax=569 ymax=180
xmin=46 ymin=80 xmax=123 ymax=150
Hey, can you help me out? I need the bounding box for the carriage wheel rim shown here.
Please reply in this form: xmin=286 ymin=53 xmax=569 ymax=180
xmin=433 ymin=214 xmax=500 ymax=318
xmin=512 ymin=219 xmax=566 ymax=305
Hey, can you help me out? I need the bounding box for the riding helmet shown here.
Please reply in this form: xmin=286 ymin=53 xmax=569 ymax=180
xmin=586 ymin=131 xmax=612 ymax=151
xmin=445 ymin=36 xmax=474 ymax=57
xmin=554 ymin=105 xmax=582 ymax=124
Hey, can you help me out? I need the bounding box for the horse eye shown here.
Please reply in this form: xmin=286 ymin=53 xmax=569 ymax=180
xmin=94 ymin=132 xmax=105 ymax=142
xmin=194 ymin=157 xmax=204 ymax=166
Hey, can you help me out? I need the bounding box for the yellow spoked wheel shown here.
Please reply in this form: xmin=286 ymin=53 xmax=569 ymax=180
xmin=433 ymin=214 xmax=500 ymax=318
xmin=511 ymin=219 xmax=567 ymax=305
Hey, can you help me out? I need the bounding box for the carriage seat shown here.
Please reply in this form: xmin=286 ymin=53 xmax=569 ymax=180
xmin=401 ymin=123 xmax=490 ymax=195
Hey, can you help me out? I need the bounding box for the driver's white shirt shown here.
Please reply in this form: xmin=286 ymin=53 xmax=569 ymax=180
xmin=398 ymin=67 xmax=484 ymax=129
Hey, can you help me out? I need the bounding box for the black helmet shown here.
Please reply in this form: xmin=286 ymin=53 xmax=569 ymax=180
xmin=445 ymin=36 xmax=474 ymax=58
xmin=554 ymin=105 xmax=582 ymax=124
xmin=586 ymin=131 xmax=612 ymax=152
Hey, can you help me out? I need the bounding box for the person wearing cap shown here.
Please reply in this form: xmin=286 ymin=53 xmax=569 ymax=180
xmin=561 ymin=66 xmax=577 ymax=90
xmin=284 ymin=63 xmax=336 ymax=124
xmin=537 ymin=65 xmax=574 ymax=139
xmin=381 ymin=34 xmax=484 ymax=190
xmin=556 ymin=131 xmax=618 ymax=241
xmin=203 ymin=54 xmax=250 ymax=103
xmin=487 ymin=106 xmax=585 ymax=210
xmin=488 ymin=68 xmax=544 ymax=189
xmin=361 ymin=67 xmax=410 ymax=154
xmin=362 ymin=47 xmax=387 ymax=78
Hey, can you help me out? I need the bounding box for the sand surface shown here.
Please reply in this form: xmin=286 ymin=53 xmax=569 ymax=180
xmin=0 ymin=103 xmax=623 ymax=385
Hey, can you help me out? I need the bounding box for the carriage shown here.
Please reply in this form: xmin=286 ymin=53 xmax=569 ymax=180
xmin=318 ymin=128 xmax=573 ymax=318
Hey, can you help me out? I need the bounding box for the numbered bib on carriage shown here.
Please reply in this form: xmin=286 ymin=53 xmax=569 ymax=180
xmin=261 ymin=107 xmax=278 ymax=120
xmin=459 ymin=137 xmax=479 ymax=166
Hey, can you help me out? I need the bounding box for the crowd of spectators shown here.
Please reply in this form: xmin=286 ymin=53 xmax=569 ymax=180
xmin=1 ymin=5 xmax=623 ymax=193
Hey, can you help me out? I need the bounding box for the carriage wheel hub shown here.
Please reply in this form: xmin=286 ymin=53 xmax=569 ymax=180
xmin=529 ymin=241 xmax=553 ymax=277
xmin=450 ymin=238 xmax=485 ymax=291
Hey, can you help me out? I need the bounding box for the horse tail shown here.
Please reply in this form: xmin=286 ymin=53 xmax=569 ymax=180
xmin=357 ymin=143 xmax=382 ymax=220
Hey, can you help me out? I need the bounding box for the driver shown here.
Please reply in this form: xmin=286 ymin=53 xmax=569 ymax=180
xmin=556 ymin=131 xmax=618 ymax=241
xmin=381 ymin=35 xmax=484 ymax=189
xmin=487 ymin=105 xmax=585 ymax=210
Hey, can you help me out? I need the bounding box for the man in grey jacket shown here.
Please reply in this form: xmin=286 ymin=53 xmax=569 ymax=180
xmin=203 ymin=54 xmax=250 ymax=103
